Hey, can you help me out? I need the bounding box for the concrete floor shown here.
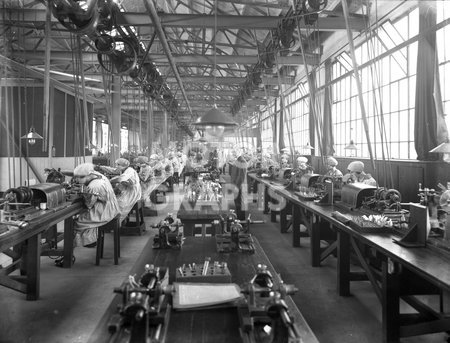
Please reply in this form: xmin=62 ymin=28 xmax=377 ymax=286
xmin=0 ymin=184 xmax=448 ymax=343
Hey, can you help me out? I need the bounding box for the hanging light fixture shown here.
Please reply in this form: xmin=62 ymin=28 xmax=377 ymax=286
xmin=301 ymin=142 xmax=314 ymax=150
xmin=429 ymin=138 xmax=450 ymax=153
xmin=429 ymin=138 xmax=450 ymax=163
xmin=344 ymin=140 xmax=358 ymax=150
xmin=193 ymin=0 xmax=237 ymax=137
xmin=21 ymin=126 xmax=43 ymax=146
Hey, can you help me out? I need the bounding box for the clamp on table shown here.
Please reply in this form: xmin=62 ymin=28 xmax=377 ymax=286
xmin=238 ymin=264 xmax=302 ymax=343
xmin=107 ymin=264 xmax=173 ymax=343
xmin=152 ymin=213 xmax=184 ymax=249
xmin=215 ymin=211 xmax=264 ymax=253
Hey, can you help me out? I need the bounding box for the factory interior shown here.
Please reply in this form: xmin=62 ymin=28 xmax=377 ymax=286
xmin=1 ymin=1 xmax=450 ymax=342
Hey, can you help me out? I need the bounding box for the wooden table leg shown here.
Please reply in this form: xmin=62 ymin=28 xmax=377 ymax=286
xmin=183 ymin=222 xmax=195 ymax=236
xmin=292 ymin=204 xmax=301 ymax=247
xmin=337 ymin=230 xmax=351 ymax=296
xmin=382 ymin=258 xmax=400 ymax=343
xmin=310 ymin=214 xmax=321 ymax=267
xmin=26 ymin=233 xmax=41 ymax=301
xmin=63 ymin=216 xmax=74 ymax=268
xmin=280 ymin=202 xmax=288 ymax=233
xmin=263 ymin=185 xmax=269 ymax=214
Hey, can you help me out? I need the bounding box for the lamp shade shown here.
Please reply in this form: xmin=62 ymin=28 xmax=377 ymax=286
xmin=21 ymin=126 xmax=43 ymax=145
xmin=344 ymin=140 xmax=358 ymax=150
xmin=302 ymin=142 xmax=314 ymax=150
xmin=429 ymin=141 xmax=450 ymax=153
xmin=193 ymin=106 xmax=238 ymax=128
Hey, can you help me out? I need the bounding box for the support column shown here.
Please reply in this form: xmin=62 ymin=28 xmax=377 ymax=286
xmin=110 ymin=75 xmax=121 ymax=165
xmin=147 ymin=99 xmax=154 ymax=155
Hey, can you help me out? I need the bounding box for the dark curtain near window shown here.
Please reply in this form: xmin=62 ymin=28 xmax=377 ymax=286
xmin=414 ymin=3 xmax=439 ymax=161
xmin=322 ymin=60 xmax=335 ymax=156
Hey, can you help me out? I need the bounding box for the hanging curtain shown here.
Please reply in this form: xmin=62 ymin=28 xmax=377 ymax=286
xmin=434 ymin=53 xmax=449 ymax=145
xmin=322 ymin=60 xmax=335 ymax=156
xmin=414 ymin=3 xmax=439 ymax=161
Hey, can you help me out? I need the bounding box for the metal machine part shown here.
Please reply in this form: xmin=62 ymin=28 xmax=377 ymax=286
xmin=335 ymin=183 xmax=377 ymax=211
xmin=215 ymin=211 xmax=264 ymax=254
xmin=30 ymin=183 xmax=67 ymax=209
xmin=108 ymin=265 xmax=172 ymax=343
xmin=238 ymin=264 xmax=302 ymax=343
xmin=152 ymin=214 xmax=183 ymax=249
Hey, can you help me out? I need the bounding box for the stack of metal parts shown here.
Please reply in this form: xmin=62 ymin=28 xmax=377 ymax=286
xmin=175 ymin=258 xmax=232 ymax=283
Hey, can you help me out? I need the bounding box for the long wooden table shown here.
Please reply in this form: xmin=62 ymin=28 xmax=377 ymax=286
xmin=89 ymin=236 xmax=318 ymax=343
xmin=0 ymin=201 xmax=83 ymax=300
xmin=249 ymin=173 xmax=450 ymax=342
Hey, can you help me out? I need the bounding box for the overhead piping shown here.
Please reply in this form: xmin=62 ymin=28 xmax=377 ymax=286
xmin=143 ymin=0 xmax=193 ymax=119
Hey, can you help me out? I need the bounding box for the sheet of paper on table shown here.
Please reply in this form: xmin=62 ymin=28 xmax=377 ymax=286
xmin=172 ymin=282 xmax=243 ymax=310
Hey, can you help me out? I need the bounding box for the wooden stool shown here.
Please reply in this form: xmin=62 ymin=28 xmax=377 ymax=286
xmin=96 ymin=214 xmax=121 ymax=265
xmin=121 ymin=200 xmax=146 ymax=235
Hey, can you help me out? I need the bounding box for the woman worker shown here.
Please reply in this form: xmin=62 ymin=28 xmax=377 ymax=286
xmin=342 ymin=160 xmax=377 ymax=186
xmin=113 ymin=158 xmax=142 ymax=222
xmin=55 ymin=162 xmax=120 ymax=266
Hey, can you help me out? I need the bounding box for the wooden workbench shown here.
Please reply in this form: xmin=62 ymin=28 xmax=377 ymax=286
xmin=177 ymin=199 xmax=227 ymax=236
xmin=0 ymin=200 xmax=84 ymax=300
xmin=88 ymin=236 xmax=318 ymax=343
xmin=249 ymin=173 xmax=450 ymax=342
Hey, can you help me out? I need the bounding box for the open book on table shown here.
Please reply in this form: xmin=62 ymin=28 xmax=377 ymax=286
xmin=172 ymin=282 xmax=243 ymax=310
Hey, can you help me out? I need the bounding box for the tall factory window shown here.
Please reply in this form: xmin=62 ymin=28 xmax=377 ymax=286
xmin=286 ymin=84 xmax=310 ymax=154
xmin=437 ymin=3 xmax=450 ymax=132
xmin=331 ymin=8 xmax=419 ymax=159
xmin=261 ymin=116 xmax=273 ymax=152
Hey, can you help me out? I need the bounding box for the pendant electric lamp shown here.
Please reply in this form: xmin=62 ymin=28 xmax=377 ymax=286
xmin=429 ymin=138 xmax=450 ymax=163
xmin=301 ymin=142 xmax=314 ymax=150
xmin=21 ymin=126 xmax=43 ymax=145
xmin=193 ymin=0 xmax=237 ymax=138
xmin=344 ymin=140 xmax=358 ymax=150
xmin=429 ymin=138 xmax=450 ymax=153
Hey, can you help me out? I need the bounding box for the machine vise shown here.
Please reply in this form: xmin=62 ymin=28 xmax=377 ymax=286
xmin=152 ymin=214 xmax=184 ymax=249
xmin=238 ymin=264 xmax=302 ymax=343
xmin=215 ymin=211 xmax=264 ymax=253
xmin=107 ymin=264 xmax=172 ymax=343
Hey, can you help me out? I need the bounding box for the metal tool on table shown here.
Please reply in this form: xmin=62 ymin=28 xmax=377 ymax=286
xmin=215 ymin=211 xmax=264 ymax=253
xmin=107 ymin=264 xmax=173 ymax=343
xmin=238 ymin=264 xmax=302 ymax=343
xmin=175 ymin=258 xmax=232 ymax=283
xmin=152 ymin=213 xmax=184 ymax=249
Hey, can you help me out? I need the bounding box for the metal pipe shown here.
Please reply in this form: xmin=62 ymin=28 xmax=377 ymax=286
xmin=143 ymin=0 xmax=193 ymax=118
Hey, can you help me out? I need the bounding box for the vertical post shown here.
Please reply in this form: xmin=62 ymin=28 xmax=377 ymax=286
xmin=42 ymin=4 xmax=51 ymax=152
xmin=110 ymin=75 xmax=121 ymax=165
xmin=341 ymin=0 xmax=375 ymax=168
xmin=163 ymin=109 xmax=168 ymax=149
xmin=147 ymin=99 xmax=154 ymax=154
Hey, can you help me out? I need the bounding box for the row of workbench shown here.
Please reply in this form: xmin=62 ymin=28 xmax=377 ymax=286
xmin=248 ymin=173 xmax=450 ymax=343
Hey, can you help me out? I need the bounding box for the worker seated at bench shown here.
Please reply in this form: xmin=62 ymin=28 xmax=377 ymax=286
xmin=112 ymin=158 xmax=142 ymax=223
xmin=55 ymin=162 xmax=120 ymax=266
xmin=325 ymin=157 xmax=343 ymax=178
xmin=342 ymin=161 xmax=377 ymax=186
